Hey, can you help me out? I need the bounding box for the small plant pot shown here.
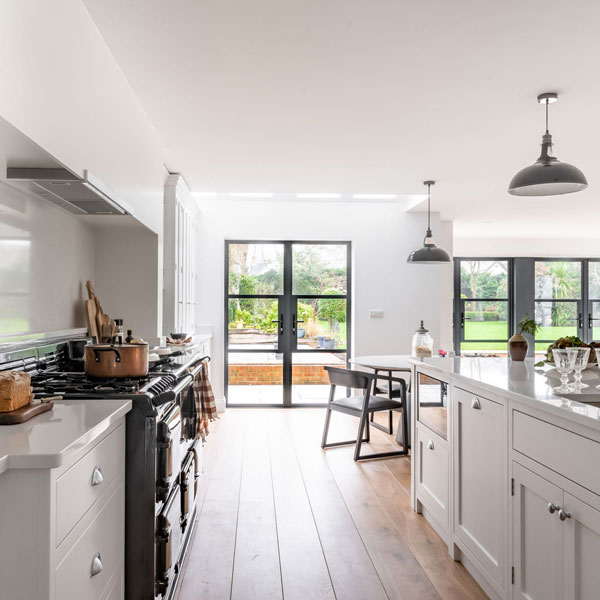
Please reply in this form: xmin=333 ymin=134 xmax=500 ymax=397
xmin=323 ymin=338 xmax=335 ymax=349
xmin=297 ymin=328 xmax=306 ymax=338
xmin=317 ymin=336 xmax=326 ymax=348
xmin=508 ymin=333 xmax=528 ymax=361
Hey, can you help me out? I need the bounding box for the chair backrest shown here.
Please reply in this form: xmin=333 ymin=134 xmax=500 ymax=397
xmin=325 ymin=366 xmax=373 ymax=390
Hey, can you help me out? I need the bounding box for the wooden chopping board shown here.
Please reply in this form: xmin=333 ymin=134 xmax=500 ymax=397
xmin=0 ymin=398 xmax=56 ymax=425
xmin=85 ymin=299 xmax=99 ymax=343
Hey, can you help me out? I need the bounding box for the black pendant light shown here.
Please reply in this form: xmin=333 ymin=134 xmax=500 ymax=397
xmin=508 ymin=92 xmax=587 ymax=196
xmin=407 ymin=181 xmax=451 ymax=264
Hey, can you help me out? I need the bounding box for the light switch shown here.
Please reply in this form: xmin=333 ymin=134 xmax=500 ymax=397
xmin=369 ymin=309 xmax=384 ymax=319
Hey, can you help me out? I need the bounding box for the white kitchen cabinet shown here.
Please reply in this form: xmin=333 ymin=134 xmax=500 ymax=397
xmin=453 ymin=387 xmax=506 ymax=590
xmin=0 ymin=401 xmax=129 ymax=600
xmin=512 ymin=462 xmax=564 ymax=600
xmin=563 ymin=492 xmax=600 ymax=600
xmin=164 ymin=174 xmax=200 ymax=336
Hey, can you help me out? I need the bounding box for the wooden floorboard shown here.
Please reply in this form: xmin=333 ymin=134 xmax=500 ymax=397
xmin=178 ymin=408 xmax=487 ymax=600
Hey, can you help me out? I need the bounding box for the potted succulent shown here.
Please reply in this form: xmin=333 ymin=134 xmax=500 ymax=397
xmin=509 ymin=314 xmax=539 ymax=361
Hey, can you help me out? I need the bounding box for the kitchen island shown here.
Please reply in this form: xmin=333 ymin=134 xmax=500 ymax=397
xmin=410 ymin=357 xmax=600 ymax=600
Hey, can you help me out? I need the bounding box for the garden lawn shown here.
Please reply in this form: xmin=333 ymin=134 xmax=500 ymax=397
xmin=462 ymin=321 xmax=577 ymax=352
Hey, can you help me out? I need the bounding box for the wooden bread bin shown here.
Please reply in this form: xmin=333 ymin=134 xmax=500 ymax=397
xmin=0 ymin=371 xmax=32 ymax=412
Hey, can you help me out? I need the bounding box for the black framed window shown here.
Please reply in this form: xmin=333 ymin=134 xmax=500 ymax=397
xmin=454 ymin=259 xmax=512 ymax=354
xmin=534 ymin=260 xmax=582 ymax=351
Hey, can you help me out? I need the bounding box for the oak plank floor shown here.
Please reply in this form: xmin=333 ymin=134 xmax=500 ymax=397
xmin=177 ymin=408 xmax=488 ymax=600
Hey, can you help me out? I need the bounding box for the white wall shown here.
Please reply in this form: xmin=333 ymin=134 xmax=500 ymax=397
xmin=93 ymin=220 xmax=161 ymax=338
xmin=0 ymin=0 xmax=166 ymax=234
xmin=0 ymin=181 xmax=94 ymax=338
xmin=455 ymin=236 xmax=600 ymax=258
xmin=196 ymin=198 xmax=454 ymax=401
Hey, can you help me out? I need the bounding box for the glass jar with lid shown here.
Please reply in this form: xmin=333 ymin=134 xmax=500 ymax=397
xmin=412 ymin=320 xmax=433 ymax=358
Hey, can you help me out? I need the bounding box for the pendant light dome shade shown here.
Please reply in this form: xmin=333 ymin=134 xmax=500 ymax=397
xmin=508 ymin=93 xmax=587 ymax=196
xmin=407 ymin=181 xmax=452 ymax=264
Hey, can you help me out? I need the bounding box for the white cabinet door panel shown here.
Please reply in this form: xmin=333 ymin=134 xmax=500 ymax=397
xmin=563 ymin=492 xmax=600 ymax=600
xmin=416 ymin=424 xmax=449 ymax=524
xmin=512 ymin=462 xmax=563 ymax=600
xmin=454 ymin=388 xmax=505 ymax=586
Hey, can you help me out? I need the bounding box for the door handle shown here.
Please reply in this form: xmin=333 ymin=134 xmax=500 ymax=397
xmin=292 ymin=314 xmax=304 ymax=335
xmin=271 ymin=314 xmax=284 ymax=335
xmin=460 ymin=312 xmax=472 ymax=329
xmin=91 ymin=465 xmax=104 ymax=486
xmin=471 ymin=397 xmax=481 ymax=410
xmin=427 ymin=439 xmax=434 ymax=450
xmin=559 ymin=509 xmax=572 ymax=521
xmin=589 ymin=313 xmax=600 ymax=329
xmin=547 ymin=502 xmax=560 ymax=514
xmin=570 ymin=313 xmax=583 ymax=329
xmin=90 ymin=552 xmax=103 ymax=577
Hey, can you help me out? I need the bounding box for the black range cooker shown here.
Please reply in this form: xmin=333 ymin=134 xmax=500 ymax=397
xmin=0 ymin=336 xmax=208 ymax=600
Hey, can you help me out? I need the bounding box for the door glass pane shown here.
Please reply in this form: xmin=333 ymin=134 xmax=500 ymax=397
xmin=460 ymin=260 xmax=508 ymax=299
xmin=228 ymin=243 xmax=283 ymax=294
xmin=535 ymin=261 xmax=581 ymax=299
xmin=227 ymin=352 xmax=283 ymax=405
xmin=292 ymin=244 xmax=347 ymax=295
xmin=535 ymin=301 xmax=578 ymax=344
xmin=463 ymin=300 xmax=508 ymax=341
xmin=296 ymin=297 xmax=347 ymax=350
xmin=591 ymin=302 xmax=600 ymax=342
xmin=291 ymin=352 xmax=347 ymax=404
xmin=227 ymin=298 xmax=279 ymax=349
xmin=590 ymin=262 xmax=600 ymax=299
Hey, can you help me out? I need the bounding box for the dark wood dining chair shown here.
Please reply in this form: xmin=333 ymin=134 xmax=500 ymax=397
xmin=371 ymin=369 xmax=411 ymax=447
xmin=321 ymin=366 xmax=409 ymax=461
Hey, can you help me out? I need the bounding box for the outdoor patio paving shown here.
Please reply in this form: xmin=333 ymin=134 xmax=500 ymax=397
xmin=227 ymin=383 xmax=347 ymax=405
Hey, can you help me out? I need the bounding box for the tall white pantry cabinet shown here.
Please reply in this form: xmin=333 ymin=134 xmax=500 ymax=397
xmin=163 ymin=174 xmax=200 ymax=337
xmin=411 ymin=362 xmax=600 ymax=600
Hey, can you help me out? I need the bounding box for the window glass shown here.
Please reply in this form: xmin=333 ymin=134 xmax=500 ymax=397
xmin=228 ymin=243 xmax=283 ymax=295
xmin=589 ymin=262 xmax=600 ymax=299
xmin=460 ymin=260 xmax=508 ymax=299
xmin=292 ymin=244 xmax=347 ymax=295
xmin=535 ymin=261 xmax=581 ymax=300
xmin=463 ymin=300 xmax=509 ymax=341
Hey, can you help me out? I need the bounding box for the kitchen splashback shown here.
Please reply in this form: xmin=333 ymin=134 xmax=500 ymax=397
xmin=0 ymin=180 xmax=94 ymax=340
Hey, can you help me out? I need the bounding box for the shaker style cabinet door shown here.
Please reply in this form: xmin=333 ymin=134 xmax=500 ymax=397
xmin=453 ymin=388 xmax=506 ymax=587
xmin=563 ymin=492 xmax=600 ymax=600
xmin=512 ymin=462 xmax=563 ymax=600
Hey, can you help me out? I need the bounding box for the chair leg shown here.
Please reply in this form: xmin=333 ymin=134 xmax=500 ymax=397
xmin=321 ymin=407 xmax=332 ymax=449
xmin=354 ymin=410 xmax=370 ymax=461
xmin=389 ymin=410 xmax=393 ymax=435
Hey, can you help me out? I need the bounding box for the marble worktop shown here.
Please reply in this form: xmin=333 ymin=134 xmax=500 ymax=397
xmin=411 ymin=356 xmax=600 ymax=431
xmin=0 ymin=399 xmax=131 ymax=474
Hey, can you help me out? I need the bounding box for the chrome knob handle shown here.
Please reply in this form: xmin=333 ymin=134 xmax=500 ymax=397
xmin=90 ymin=552 xmax=103 ymax=577
xmin=471 ymin=397 xmax=481 ymax=410
xmin=427 ymin=440 xmax=434 ymax=450
xmin=559 ymin=509 xmax=572 ymax=521
xmin=548 ymin=502 xmax=560 ymax=514
xmin=91 ymin=466 xmax=104 ymax=486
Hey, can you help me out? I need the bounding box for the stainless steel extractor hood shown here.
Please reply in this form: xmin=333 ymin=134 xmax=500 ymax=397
xmin=6 ymin=167 xmax=132 ymax=215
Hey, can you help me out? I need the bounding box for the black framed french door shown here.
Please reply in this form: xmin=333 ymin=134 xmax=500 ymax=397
xmin=225 ymin=240 xmax=351 ymax=407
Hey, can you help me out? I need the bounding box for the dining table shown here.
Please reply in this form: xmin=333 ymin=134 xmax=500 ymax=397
xmin=349 ymin=354 xmax=415 ymax=447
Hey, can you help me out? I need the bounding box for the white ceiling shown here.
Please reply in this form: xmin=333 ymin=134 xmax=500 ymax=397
xmin=83 ymin=0 xmax=600 ymax=238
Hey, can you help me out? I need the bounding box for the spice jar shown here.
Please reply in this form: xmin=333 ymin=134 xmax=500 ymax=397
xmin=412 ymin=321 xmax=433 ymax=358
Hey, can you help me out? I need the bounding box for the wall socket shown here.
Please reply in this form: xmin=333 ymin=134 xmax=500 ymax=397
xmin=369 ymin=309 xmax=384 ymax=319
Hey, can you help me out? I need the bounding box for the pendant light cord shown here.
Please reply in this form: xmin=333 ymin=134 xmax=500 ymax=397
xmin=427 ymin=182 xmax=431 ymax=230
xmin=545 ymin=99 xmax=549 ymax=133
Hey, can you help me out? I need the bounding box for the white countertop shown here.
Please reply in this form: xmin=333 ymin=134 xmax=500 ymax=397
xmin=0 ymin=399 xmax=131 ymax=475
xmin=412 ymin=357 xmax=600 ymax=431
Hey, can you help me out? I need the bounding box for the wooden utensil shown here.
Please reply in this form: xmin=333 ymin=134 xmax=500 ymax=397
xmin=85 ymin=280 xmax=96 ymax=300
xmin=0 ymin=398 xmax=57 ymax=425
xmin=85 ymin=299 xmax=99 ymax=343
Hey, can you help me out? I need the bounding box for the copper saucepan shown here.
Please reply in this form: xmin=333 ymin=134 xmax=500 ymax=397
xmin=84 ymin=343 xmax=149 ymax=378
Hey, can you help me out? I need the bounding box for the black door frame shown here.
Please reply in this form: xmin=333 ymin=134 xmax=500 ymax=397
xmin=224 ymin=240 xmax=352 ymax=407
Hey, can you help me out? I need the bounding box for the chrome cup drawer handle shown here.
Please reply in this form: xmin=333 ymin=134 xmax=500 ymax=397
xmin=427 ymin=440 xmax=434 ymax=451
xmin=91 ymin=465 xmax=104 ymax=486
xmin=471 ymin=397 xmax=481 ymax=410
xmin=90 ymin=552 xmax=103 ymax=577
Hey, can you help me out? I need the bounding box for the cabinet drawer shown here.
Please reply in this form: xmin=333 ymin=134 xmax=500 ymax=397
xmin=101 ymin=568 xmax=123 ymax=600
xmin=56 ymin=424 xmax=125 ymax=545
xmin=416 ymin=424 xmax=449 ymax=524
xmin=513 ymin=411 xmax=600 ymax=496
xmin=56 ymin=484 xmax=124 ymax=600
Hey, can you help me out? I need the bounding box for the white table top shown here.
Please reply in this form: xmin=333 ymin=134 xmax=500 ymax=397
xmin=350 ymin=355 xmax=414 ymax=371
xmin=0 ymin=399 xmax=132 ymax=474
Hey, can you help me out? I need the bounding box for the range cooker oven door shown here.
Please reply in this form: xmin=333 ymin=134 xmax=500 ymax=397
xmin=157 ymin=404 xmax=184 ymax=503
xmin=155 ymin=483 xmax=182 ymax=598
xmin=180 ymin=446 xmax=200 ymax=532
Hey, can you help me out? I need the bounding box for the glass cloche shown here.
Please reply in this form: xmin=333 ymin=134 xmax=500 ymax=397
xmin=412 ymin=320 xmax=433 ymax=358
